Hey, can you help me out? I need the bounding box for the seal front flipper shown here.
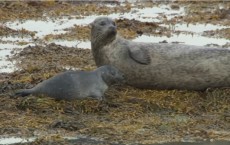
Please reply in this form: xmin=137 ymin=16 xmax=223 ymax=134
xmin=15 ymin=89 xmax=33 ymax=97
xmin=128 ymin=47 xmax=151 ymax=65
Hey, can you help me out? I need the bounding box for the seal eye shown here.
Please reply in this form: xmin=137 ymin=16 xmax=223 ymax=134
xmin=100 ymin=21 xmax=106 ymax=26
xmin=110 ymin=70 xmax=116 ymax=76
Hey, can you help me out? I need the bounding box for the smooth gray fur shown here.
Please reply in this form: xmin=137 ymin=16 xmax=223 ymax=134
xmin=15 ymin=65 xmax=124 ymax=100
xmin=91 ymin=16 xmax=230 ymax=90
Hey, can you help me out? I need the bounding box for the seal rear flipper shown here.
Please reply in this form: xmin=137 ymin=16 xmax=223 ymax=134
xmin=15 ymin=89 xmax=32 ymax=97
xmin=128 ymin=47 xmax=151 ymax=65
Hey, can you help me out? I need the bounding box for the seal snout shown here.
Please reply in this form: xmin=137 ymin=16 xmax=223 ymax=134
xmin=114 ymin=70 xmax=126 ymax=84
xmin=109 ymin=25 xmax=116 ymax=30
xmin=108 ymin=25 xmax=117 ymax=34
xmin=120 ymin=73 xmax=126 ymax=83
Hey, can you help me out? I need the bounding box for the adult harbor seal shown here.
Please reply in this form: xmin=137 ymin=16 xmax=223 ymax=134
xmin=91 ymin=17 xmax=230 ymax=90
xmin=15 ymin=65 xmax=124 ymax=100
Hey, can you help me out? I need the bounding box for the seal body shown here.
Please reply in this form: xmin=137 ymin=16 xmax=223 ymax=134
xmin=91 ymin=17 xmax=230 ymax=90
xmin=15 ymin=65 xmax=124 ymax=100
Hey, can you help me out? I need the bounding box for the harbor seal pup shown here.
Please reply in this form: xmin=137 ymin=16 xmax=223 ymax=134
xmin=91 ymin=16 xmax=230 ymax=90
xmin=15 ymin=65 xmax=124 ymax=100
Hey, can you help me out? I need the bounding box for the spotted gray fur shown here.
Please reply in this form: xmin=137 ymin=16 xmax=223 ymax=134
xmin=91 ymin=16 xmax=230 ymax=90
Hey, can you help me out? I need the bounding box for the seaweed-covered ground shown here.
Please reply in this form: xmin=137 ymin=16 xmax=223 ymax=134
xmin=0 ymin=1 xmax=230 ymax=145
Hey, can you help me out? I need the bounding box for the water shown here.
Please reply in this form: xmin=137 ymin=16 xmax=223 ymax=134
xmin=0 ymin=4 xmax=229 ymax=73
xmin=4 ymin=4 xmax=185 ymax=38
xmin=0 ymin=2 xmax=229 ymax=145
xmin=0 ymin=137 xmax=36 ymax=145
xmin=0 ymin=135 xmax=103 ymax=145
xmin=50 ymin=40 xmax=91 ymax=49
xmin=172 ymin=23 xmax=229 ymax=33
xmin=133 ymin=34 xmax=230 ymax=47
xmin=0 ymin=136 xmax=229 ymax=145
xmin=0 ymin=43 xmax=34 ymax=73
xmin=6 ymin=18 xmax=88 ymax=38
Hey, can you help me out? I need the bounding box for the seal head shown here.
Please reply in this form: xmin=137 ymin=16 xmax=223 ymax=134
xmin=91 ymin=17 xmax=117 ymax=50
xmin=91 ymin=17 xmax=151 ymax=66
xmin=98 ymin=65 xmax=125 ymax=86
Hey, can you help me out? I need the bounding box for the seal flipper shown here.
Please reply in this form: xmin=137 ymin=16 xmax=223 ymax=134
xmin=128 ymin=47 xmax=151 ymax=65
xmin=15 ymin=89 xmax=33 ymax=97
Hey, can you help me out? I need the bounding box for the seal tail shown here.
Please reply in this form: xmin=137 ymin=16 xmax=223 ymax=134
xmin=15 ymin=89 xmax=33 ymax=97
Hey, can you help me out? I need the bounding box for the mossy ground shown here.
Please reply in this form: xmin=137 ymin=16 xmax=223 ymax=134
xmin=0 ymin=1 xmax=229 ymax=144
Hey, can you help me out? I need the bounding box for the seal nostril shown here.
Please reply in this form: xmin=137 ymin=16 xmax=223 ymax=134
xmin=109 ymin=26 xmax=116 ymax=31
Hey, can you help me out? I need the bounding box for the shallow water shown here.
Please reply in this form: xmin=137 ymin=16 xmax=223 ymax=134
xmin=0 ymin=4 xmax=230 ymax=73
xmin=5 ymin=4 xmax=185 ymax=36
xmin=0 ymin=43 xmax=33 ymax=73
xmin=0 ymin=137 xmax=36 ymax=145
xmin=171 ymin=23 xmax=229 ymax=33
xmin=0 ymin=135 xmax=103 ymax=145
xmin=50 ymin=40 xmax=91 ymax=48
xmin=0 ymin=136 xmax=229 ymax=145
xmin=154 ymin=141 xmax=230 ymax=145
xmin=133 ymin=33 xmax=230 ymax=47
